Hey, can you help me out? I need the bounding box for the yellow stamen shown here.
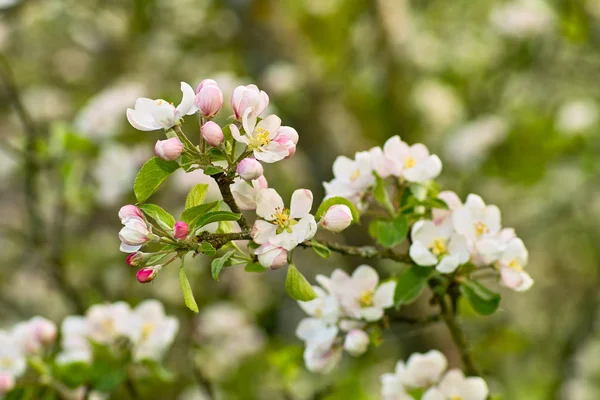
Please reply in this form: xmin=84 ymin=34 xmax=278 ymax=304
xmin=450 ymin=397 xmax=462 ymax=400
xmin=360 ymin=289 xmax=374 ymax=307
xmin=0 ymin=358 xmax=12 ymax=369
xmin=431 ymin=238 xmax=448 ymax=256
xmin=404 ymin=156 xmax=417 ymax=169
xmin=250 ymin=127 xmax=272 ymax=149
xmin=141 ymin=322 xmax=155 ymax=340
xmin=508 ymin=259 xmax=523 ymax=272
xmin=272 ymin=207 xmax=298 ymax=234
xmin=474 ymin=221 xmax=489 ymax=237
xmin=350 ymin=169 xmax=361 ymax=182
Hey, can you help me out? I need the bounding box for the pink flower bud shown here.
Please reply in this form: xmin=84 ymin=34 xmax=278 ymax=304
xmin=119 ymin=217 xmax=151 ymax=246
xmin=126 ymin=251 xmax=148 ymax=267
xmin=136 ymin=266 xmax=158 ymax=283
xmin=0 ymin=374 xmax=14 ymax=393
xmin=237 ymin=158 xmax=264 ymax=181
xmin=29 ymin=316 xmax=57 ymax=345
xmin=231 ymin=84 xmax=269 ymax=119
xmin=119 ymin=205 xmax=143 ymax=223
xmin=320 ymin=205 xmax=353 ymax=233
xmin=343 ymin=329 xmax=369 ymax=356
xmin=201 ymin=121 xmax=224 ymax=147
xmin=255 ymin=244 xmax=288 ymax=270
xmin=173 ymin=221 xmax=189 ymax=239
xmin=275 ymin=126 xmax=299 ymax=159
xmin=155 ymin=138 xmax=183 ymax=161
xmin=195 ymin=80 xmax=223 ymax=118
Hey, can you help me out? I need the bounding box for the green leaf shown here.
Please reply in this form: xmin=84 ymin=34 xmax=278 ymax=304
xmin=180 ymin=201 xmax=220 ymax=225
xmin=428 ymin=198 xmax=449 ymax=210
xmin=203 ymin=165 xmax=224 ymax=176
xmin=369 ymin=215 xmax=408 ymax=248
xmin=185 ymin=184 xmax=209 ymax=209
xmin=192 ymin=211 xmax=241 ymax=232
xmin=134 ymin=157 xmax=179 ymax=203
xmin=315 ymin=196 xmax=360 ymax=223
xmin=141 ymin=359 xmax=176 ymax=382
xmin=221 ymin=124 xmax=233 ymax=142
xmin=373 ymin=174 xmax=394 ymax=213
xmin=138 ymin=203 xmax=176 ymax=230
xmin=460 ymin=279 xmax=501 ymax=315
xmin=197 ymin=242 xmax=216 ymax=256
xmin=285 ymin=264 xmax=317 ymax=301
xmin=211 ymin=250 xmax=236 ymax=281
xmin=394 ymin=267 xmax=434 ymax=307
xmin=311 ymin=240 xmax=331 ymax=258
xmin=179 ymin=266 xmax=199 ymax=313
xmin=245 ymin=262 xmax=267 ymax=273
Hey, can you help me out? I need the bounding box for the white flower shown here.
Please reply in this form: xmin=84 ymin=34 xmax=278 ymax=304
xmin=56 ymin=316 xmax=92 ymax=365
xmin=452 ymin=194 xmax=504 ymax=264
xmin=403 ymin=350 xmax=448 ymax=388
xmin=380 ymin=362 xmax=416 ymax=400
xmin=0 ymin=331 xmax=26 ymax=379
xmin=11 ymin=316 xmax=57 ymax=354
xmin=252 ymin=188 xmax=317 ymax=251
xmin=432 ymin=191 xmax=462 ymax=227
xmin=329 ymin=265 xmax=396 ymax=321
xmin=371 ymin=136 xmax=442 ymax=182
xmin=231 ymin=84 xmax=269 ymax=119
xmin=422 ymin=369 xmax=489 ymax=400
xmin=126 ymin=82 xmax=197 ymax=131
xmin=297 ymin=286 xmax=340 ymax=324
xmin=323 ymin=151 xmax=374 ymax=207
xmin=85 ymin=302 xmax=138 ymax=344
xmin=490 ymin=0 xmax=555 ymax=39
xmin=230 ymin=110 xmax=290 ymax=163
xmin=343 ymin=329 xmax=369 ymax=356
xmin=296 ymin=318 xmax=341 ymax=373
xmin=119 ymin=216 xmax=153 ymax=253
xmin=131 ymin=300 xmax=179 ymax=362
xmin=555 ymin=99 xmax=599 ymax=135
xmin=230 ymin=176 xmax=268 ymax=211
xmin=303 ymin=344 xmax=343 ymax=374
xmin=497 ymin=238 xmax=533 ymax=292
xmin=410 ymin=220 xmax=470 ymax=273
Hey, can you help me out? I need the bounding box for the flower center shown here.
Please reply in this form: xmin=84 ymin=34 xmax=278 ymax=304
xmin=450 ymin=397 xmax=462 ymax=400
xmin=102 ymin=318 xmax=115 ymax=333
xmin=474 ymin=221 xmax=489 ymax=237
xmin=360 ymin=289 xmax=374 ymax=307
xmin=508 ymin=259 xmax=523 ymax=272
xmin=430 ymin=238 xmax=448 ymax=256
xmin=141 ymin=322 xmax=155 ymax=340
xmin=350 ymin=169 xmax=361 ymax=182
xmin=272 ymin=207 xmax=298 ymax=234
xmin=250 ymin=127 xmax=272 ymax=149
xmin=404 ymin=156 xmax=417 ymax=169
xmin=0 ymin=357 xmax=12 ymax=369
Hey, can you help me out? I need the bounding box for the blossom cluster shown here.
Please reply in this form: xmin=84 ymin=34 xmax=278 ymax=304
xmin=296 ymin=265 xmax=396 ymax=373
xmin=380 ymin=350 xmax=489 ymax=400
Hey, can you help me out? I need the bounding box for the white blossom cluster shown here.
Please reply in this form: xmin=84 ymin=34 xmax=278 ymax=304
xmin=58 ymin=300 xmax=178 ymax=364
xmin=380 ymin=350 xmax=489 ymax=400
xmin=296 ymin=265 xmax=396 ymax=373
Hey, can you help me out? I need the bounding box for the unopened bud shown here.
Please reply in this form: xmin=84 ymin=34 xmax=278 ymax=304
xmin=119 ymin=205 xmax=143 ymax=223
xmin=126 ymin=251 xmax=151 ymax=267
xmin=155 ymin=138 xmax=183 ymax=161
xmin=173 ymin=221 xmax=189 ymax=240
xmin=0 ymin=374 xmax=14 ymax=393
xmin=195 ymin=79 xmax=224 ymax=118
xmin=29 ymin=317 xmax=57 ymax=345
xmin=136 ymin=266 xmax=159 ymax=283
xmin=275 ymin=126 xmax=299 ymax=159
xmin=201 ymin=121 xmax=224 ymax=147
xmin=255 ymin=244 xmax=288 ymax=270
xmin=343 ymin=329 xmax=369 ymax=356
xmin=237 ymin=158 xmax=264 ymax=181
xmin=119 ymin=217 xmax=151 ymax=246
xmin=320 ymin=205 xmax=353 ymax=233
xmin=231 ymin=84 xmax=269 ymax=119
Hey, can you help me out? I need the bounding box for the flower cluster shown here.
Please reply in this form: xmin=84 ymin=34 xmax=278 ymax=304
xmin=380 ymin=350 xmax=489 ymax=400
xmin=296 ymin=265 xmax=396 ymax=373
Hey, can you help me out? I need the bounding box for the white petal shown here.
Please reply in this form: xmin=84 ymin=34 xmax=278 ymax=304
xmin=475 ymin=238 xmax=505 ymax=264
xmin=256 ymin=188 xmax=284 ymax=221
xmin=120 ymin=243 xmax=142 ymax=253
xmin=254 ymin=142 xmax=288 ymax=163
xmin=409 ymin=143 xmax=430 ymax=160
xmin=257 ymin=115 xmax=282 ymax=138
xmin=422 ymin=388 xmax=445 ymax=400
xmin=502 ymin=238 xmax=528 ymax=266
xmin=176 ymin=82 xmax=197 ymax=116
xmin=409 ymin=242 xmax=438 ymax=266
xmin=411 ymin=220 xmax=439 ymax=245
xmin=126 ymin=107 xmax=161 ymax=131
xmin=361 ymin=307 xmax=384 ymax=321
xmin=242 ymin=107 xmax=257 ymax=135
xmin=332 ymin=156 xmax=356 ymax=181
xmin=351 ymin=265 xmax=379 ymax=291
xmin=290 ymin=189 xmax=313 ymax=218
xmin=230 ymin=124 xmax=249 ymax=144
xmin=515 ymin=272 xmax=534 ymax=292
xmin=449 ymin=234 xmax=470 ymax=264
xmin=373 ymin=281 xmax=396 ymax=309
xmin=452 ymin=207 xmax=476 ymax=241
xmin=251 ymin=220 xmax=278 ymax=244
xmin=483 ymin=205 xmax=502 ymax=234
xmin=436 ymin=254 xmax=460 ymax=273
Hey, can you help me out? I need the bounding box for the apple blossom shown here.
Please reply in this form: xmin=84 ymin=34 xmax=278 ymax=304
xmin=343 ymin=329 xmax=369 ymax=356
xmin=252 ymin=188 xmax=317 ymax=251
xmin=432 ymin=191 xmax=462 ymax=227
xmin=303 ymin=343 xmax=343 ymax=374
xmin=409 ymin=220 xmax=470 ymax=273
xmin=297 ymin=286 xmax=340 ymax=324
xmin=126 ymin=82 xmax=197 ymax=131
xmin=0 ymin=373 xmax=14 ymax=393
xmin=195 ymin=79 xmax=223 ymax=118
xmin=131 ymin=300 xmax=179 ymax=361
xmin=323 ymin=151 xmax=374 ymax=208
xmin=237 ymin=157 xmax=264 ymax=181
xmin=119 ymin=204 xmax=143 ymax=223
xmin=320 ymin=204 xmax=353 ymax=233
xmin=380 ymin=361 xmax=415 ymax=400
xmin=230 ymin=176 xmax=268 ymax=210
xmin=254 ymin=244 xmax=288 ymax=269
xmin=230 ymin=109 xmax=290 ymax=163
xmin=402 ymin=350 xmax=448 ymax=388
xmin=201 ymin=121 xmax=224 ymax=147
xmin=274 ymin=126 xmax=299 ymax=159
xmin=56 ymin=316 xmax=92 ymax=365
xmin=137 ymin=266 xmax=159 ymax=283
xmin=497 ymin=237 xmax=533 ymax=292
xmin=155 ymin=137 xmax=183 ymax=161
xmin=85 ymin=302 xmax=138 ymax=344
xmin=422 ymin=369 xmax=489 ymax=400
xmin=296 ymin=318 xmax=341 ymax=373
xmin=173 ymin=221 xmax=189 ymax=240
xmin=119 ymin=216 xmax=153 ymax=253
xmin=126 ymin=251 xmax=152 ymax=267
xmin=371 ymin=136 xmax=442 ymax=182
xmin=0 ymin=332 xmax=26 ymax=380
xmin=11 ymin=316 xmax=57 ymax=355
xmin=231 ymin=84 xmax=269 ymax=119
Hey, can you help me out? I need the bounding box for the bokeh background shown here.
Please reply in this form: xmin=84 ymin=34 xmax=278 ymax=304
xmin=1 ymin=0 xmax=600 ymax=398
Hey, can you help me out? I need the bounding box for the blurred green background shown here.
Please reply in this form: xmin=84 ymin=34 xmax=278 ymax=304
xmin=1 ymin=0 xmax=600 ymax=398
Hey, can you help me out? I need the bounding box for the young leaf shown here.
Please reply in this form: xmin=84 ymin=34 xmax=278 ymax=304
xmin=138 ymin=204 xmax=176 ymax=230
xmin=134 ymin=157 xmax=179 ymax=203
xmin=460 ymin=279 xmax=501 ymax=315
xmin=203 ymin=165 xmax=224 ymax=176
xmin=185 ymin=184 xmax=209 ymax=209
xmin=197 ymin=242 xmax=216 ymax=256
xmin=245 ymin=262 xmax=267 ymax=273
xmin=311 ymin=240 xmax=331 ymax=258
xmin=394 ymin=267 xmax=434 ymax=307
xmin=211 ymin=250 xmax=236 ymax=281
xmin=179 ymin=266 xmax=199 ymax=313
xmin=369 ymin=215 xmax=408 ymax=248
xmin=315 ymin=196 xmax=360 ymax=223
xmin=192 ymin=211 xmax=241 ymax=232
xmin=373 ymin=175 xmax=394 ymax=214
xmin=285 ymin=264 xmax=317 ymax=301
xmin=180 ymin=201 xmax=220 ymax=225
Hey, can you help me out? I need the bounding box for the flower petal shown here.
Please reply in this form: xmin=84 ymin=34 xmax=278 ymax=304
xmin=290 ymin=189 xmax=313 ymax=218
xmin=257 ymin=114 xmax=282 ymax=138
xmin=230 ymin=124 xmax=249 ymax=145
xmin=409 ymin=241 xmax=438 ymax=266
xmin=251 ymin=220 xmax=278 ymax=244
xmin=374 ymin=281 xmax=396 ymax=309
xmin=256 ymin=188 xmax=284 ymax=221
xmin=436 ymin=254 xmax=460 ymax=273
xmin=176 ymin=82 xmax=197 ymax=116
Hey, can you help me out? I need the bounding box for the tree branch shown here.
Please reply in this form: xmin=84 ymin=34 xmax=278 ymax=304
xmin=214 ymin=173 xmax=250 ymax=231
